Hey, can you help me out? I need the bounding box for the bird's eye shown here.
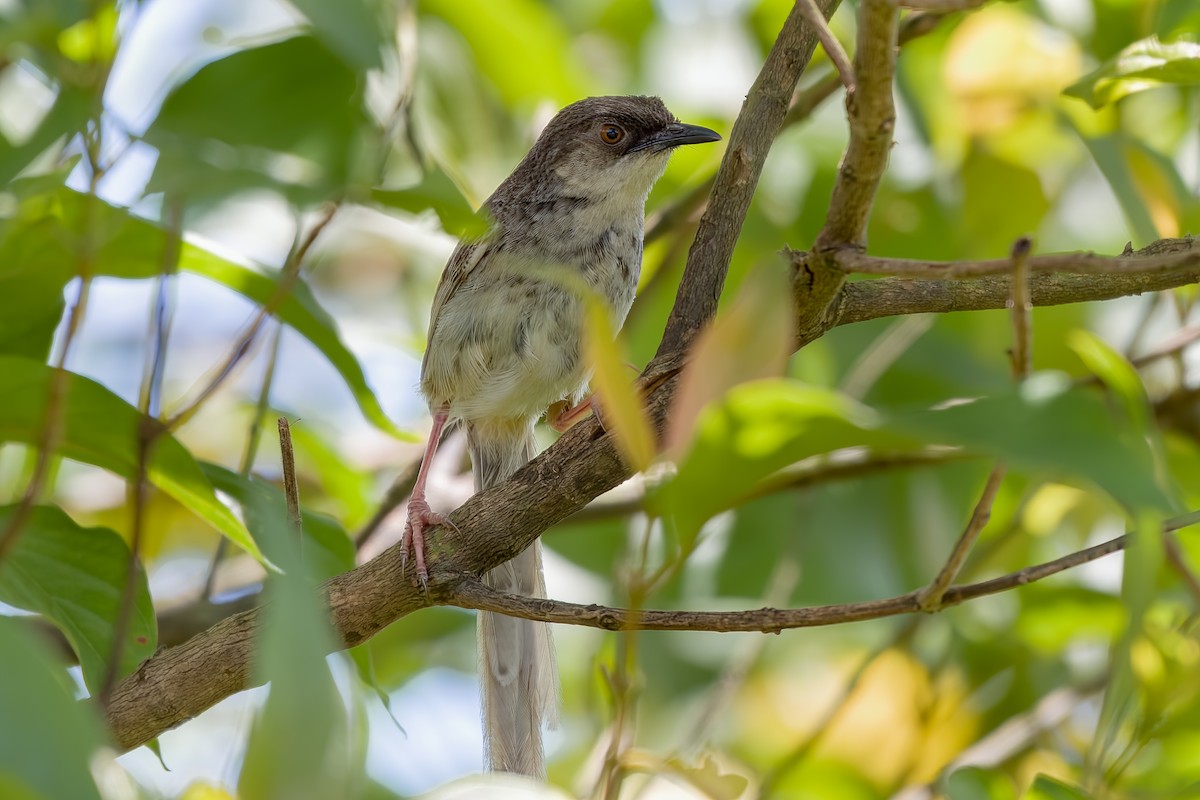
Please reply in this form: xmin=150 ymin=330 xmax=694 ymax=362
xmin=599 ymin=125 xmax=625 ymax=145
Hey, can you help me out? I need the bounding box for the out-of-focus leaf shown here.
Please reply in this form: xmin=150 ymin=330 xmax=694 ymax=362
xmin=0 ymin=617 xmax=104 ymax=800
xmin=961 ymin=149 xmax=1049 ymax=258
xmin=658 ymin=373 xmax=1171 ymax=551
xmin=1077 ymin=134 xmax=1157 ymax=244
xmin=1025 ymin=775 xmax=1092 ymax=799
xmin=1 ymin=185 xmax=409 ymax=439
xmin=286 ymin=0 xmax=388 ymax=70
xmin=0 ymin=84 xmax=91 ymax=186
xmin=666 ymin=755 xmax=749 ymax=800
xmin=0 ymin=356 xmax=263 ymax=561
xmin=666 ymin=264 xmax=794 ymax=457
xmin=891 ymin=374 xmax=1174 ymax=515
xmin=0 ymin=504 xmax=155 ymax=693
xmin=1065 ymin=37 xmax=1200 ymax=109
xmin=947 ymin=766 xmax=1018 ymax=800
xmin=653 ymin=380 xmax=908 ymax=549
xmin=144 ymin=36 xmax=371 ymax=204
xmin=55 ymin=2 xmax=117 ymax=64
xmin=419 ymin=0 xmax=592 ymax=105
xmin=238 ymin=490 xmax=350 ymax=800
xmin=201 ymin=462 xmax=355 ymax=580
xmin=584 ymin=295 xmax=655 ymax=472
xmin=371 ymin=164 xmax=489 ymax=238
xmin=179 ymin=784 xmax=236 ymax=800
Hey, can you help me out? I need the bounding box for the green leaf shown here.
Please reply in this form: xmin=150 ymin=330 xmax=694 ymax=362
xmin=1075 ymin=134 xmax=1162 ymax=244
xmin=0 ymin=186 xmax=409 ymax=439
xmin=0 ymin=85 xmax=92 ymax=186
xmin=419 ymin=0 xmax=593 ymax=105
xmin=653 ymin=380 xmax=909 ymax=549
xmin=144 ymin=36 xmax=371 ymax=204
xmin=0 ymin=356 xmax=264 ymax=561
xmin=0 ymin=617 xmax=104 ymax=800
xmin=891 ymin=374 xmax=1174 ymax=515
xmin=201 ymin=462 xmax=355 ymax=581
xmin=238 ymin=491 xmax=351 ymax=800
xmin=1024 ymin=775 xmax=1092 ymax=800
xmin=0 ymin=504 xmax=156 ymax=693
xmin=286 ymin=0 xmax=388 ymax=71
xmin=371 ymin=165 xmax=489 ymax=238
xmin=1065 ymin=36 xmax=1200 ymax=109
xmin=947 ymin=766 xmax=1018 ymax=800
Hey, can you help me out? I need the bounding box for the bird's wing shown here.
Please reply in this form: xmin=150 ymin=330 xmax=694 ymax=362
xmin=421 ymin=235 xmax=492 ymax=378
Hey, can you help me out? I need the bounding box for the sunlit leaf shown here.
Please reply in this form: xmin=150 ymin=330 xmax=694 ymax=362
xmin=584 ymin=295 xmax=655 ymax=472
xmin=666 ymin=264 xmax=794 ymax=457
xmin=0 ymin=356 xmax=263 ymax=561
xmin=0 ymin=618 xmax=104 ymax=800
xmin=0 ymin=504 xmax=155 ymax=693
xmin=1065 ymin=37 xmax=1200 ymax=109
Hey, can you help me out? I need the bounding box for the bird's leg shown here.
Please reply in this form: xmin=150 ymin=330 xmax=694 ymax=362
xmin=402 ymin=407 xmax=456 ymax=588
xmin=547 ymin=397 xmax=594 ymax=433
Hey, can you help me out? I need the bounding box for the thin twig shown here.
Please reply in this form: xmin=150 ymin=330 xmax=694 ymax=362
xmin=1009 ymin=236 xmax=1033 ymax=380
xmin=278 ymin=417 xmax=302 ymax=538
xmin=795 ymin=0 xmax=855 ymax=90
xmin=201 ymin=322 xmax=285 ymax=599
xmin=916 ymin=239 xmax=1031 ymax=610
xmin=164 ymin=204 xmax=337 ymax=432
xmin=916 ymin=465 xmax=1007 ymax=611
xmin=445 ymin=509 xmax=1200 ymax=633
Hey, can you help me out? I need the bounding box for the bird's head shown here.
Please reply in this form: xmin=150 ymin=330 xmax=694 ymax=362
xmin=508 ymin=95 xmax=722 ymax=208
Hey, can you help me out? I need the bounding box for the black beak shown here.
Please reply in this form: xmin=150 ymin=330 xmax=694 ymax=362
xmin=627 ymin=122 xmax=722 ymax=154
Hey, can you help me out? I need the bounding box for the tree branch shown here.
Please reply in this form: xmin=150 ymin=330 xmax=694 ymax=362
xmin=827 ymin=238 xmax=1200 ymax=327
xmin=444 ymin=511 xmax=1199 ymax=633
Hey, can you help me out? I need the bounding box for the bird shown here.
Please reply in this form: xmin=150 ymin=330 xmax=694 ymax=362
xmin=401 ymin=95 xmax=721 ymax=777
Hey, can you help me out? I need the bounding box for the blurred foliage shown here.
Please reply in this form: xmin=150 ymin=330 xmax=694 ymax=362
xmin=0 ymin=0 xmax=1199 ymax=799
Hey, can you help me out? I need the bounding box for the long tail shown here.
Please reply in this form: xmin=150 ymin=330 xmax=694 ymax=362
xmin=467 ymin=418 xmax=559 ymax=777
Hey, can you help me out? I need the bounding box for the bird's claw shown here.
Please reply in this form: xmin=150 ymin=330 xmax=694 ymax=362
xmin=401 ymin=498 xmax=457 ymax=591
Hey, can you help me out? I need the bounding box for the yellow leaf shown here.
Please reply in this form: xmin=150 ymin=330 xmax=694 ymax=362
xmin=584 ymin=296 xmax=656 ymax=472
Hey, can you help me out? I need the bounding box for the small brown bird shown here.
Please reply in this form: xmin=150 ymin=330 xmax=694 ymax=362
xmin=402 ymin=96 xmax=720 ymax=777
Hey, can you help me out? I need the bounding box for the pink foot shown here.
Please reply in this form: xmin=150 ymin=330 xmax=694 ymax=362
xmin=401 ymin=497 xmax=456 ymax=589
xmin=548 ymin=396 xmax=596 ymax=433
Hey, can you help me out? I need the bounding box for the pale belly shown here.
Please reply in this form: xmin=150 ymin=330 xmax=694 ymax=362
xmin=421 ymin=268 xmax=636 ymax=424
